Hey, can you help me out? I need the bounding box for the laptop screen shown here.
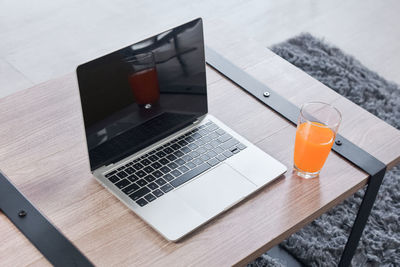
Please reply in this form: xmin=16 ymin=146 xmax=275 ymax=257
xmin=76 ymin=18 xmax=207 ymax=171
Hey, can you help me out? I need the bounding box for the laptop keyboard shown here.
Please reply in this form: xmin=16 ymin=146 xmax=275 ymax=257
xmin=104 ymin=121 xmax=247 ymax=207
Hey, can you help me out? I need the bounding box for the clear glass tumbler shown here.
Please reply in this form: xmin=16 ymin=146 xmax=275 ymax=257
xmin=293 ymin=102 xmax=342 ymax=179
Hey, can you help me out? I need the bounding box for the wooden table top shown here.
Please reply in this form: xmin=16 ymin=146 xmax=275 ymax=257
xmin=1 ymin=21 xmax=400 ymax=266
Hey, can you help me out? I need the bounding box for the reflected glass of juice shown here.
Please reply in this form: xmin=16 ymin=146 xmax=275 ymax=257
xmin=294 ymin=102 xmax=341 ymax=179
xmin=127 ymin=52 xmax=160 ymax=109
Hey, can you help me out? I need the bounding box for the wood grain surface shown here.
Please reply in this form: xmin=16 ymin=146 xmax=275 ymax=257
xmin=0 ymin=22 xmax=399 ymax=266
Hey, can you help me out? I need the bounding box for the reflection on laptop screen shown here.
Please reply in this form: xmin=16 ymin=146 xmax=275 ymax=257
xmin=77 ymin=18 xmax=207 ymax=170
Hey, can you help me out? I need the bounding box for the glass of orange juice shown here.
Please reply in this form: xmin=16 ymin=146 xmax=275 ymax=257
xmin=294 ymin=102 xmax=341 ymax=179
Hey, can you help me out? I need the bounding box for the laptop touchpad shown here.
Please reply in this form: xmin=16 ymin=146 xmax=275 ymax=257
xmin=174 ymin=163 xmax=256 ymax=218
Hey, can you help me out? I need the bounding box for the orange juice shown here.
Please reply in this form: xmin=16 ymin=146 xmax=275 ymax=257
xmin=294 ymin=122 xmax=335 ymax=173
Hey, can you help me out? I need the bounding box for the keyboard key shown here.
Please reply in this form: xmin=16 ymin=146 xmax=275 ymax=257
xmin=171 ymin=169 xmax=182 ymax=177
xmin=155 ymin=178 xmax=167 ymax=186
xmin=192 ymin=133 xmax=202 ymax=139
xmin=144 ymin=166 xmax=154 ymax=173
xmin=185 ymin=136 xmax=195 ymax=143
xmin=206 ymin=151 xmax=217 ymax=158
xmin=117 ymin=171 xmax=128 ymax=179
xmin=151 ymin=162 xmax=162 ymax=169
xmin=144 ymin=174 xmax=156 ymax=182
xmin=175 ymin=159 xmax=185 ymax=165
xmin=117 ymin=166 xmax=125 ymax=171
xmin=153 ymin=170 xmax=163 ymax=178
xmin=182 ymin=155 xmax=193 ymax=162
xmin=156 ymin=146 xmax=164 ymax=151
xmin=160 ymin=166 xmax=171 ymax=174
xmin=207 ymin=158 xmax=219 ymax=167
xmin=108 ymin=175 xmax=119 ymax=183
xmin=208 ymin=132 xmax=219 ymax=139
xmin=171 ymin=144 xmax=181 ymax=150
xmin=159 ymin=158 xmax=169 ymax=165
xmin=144 ymin=194 xmax=156 ymax=203
xmin=193 ymin=158 xmax=204 ymax=166
xmin=189 ymin=151 xmax=200 ymax=158
xmin=188 ymin=143 xmax=198 ymax=150
xmin=122 ymin=183 xmax=140 ymax=195
xmin=105 ymin=170 xmax=117 ymax=178
xmin=116 ymin=179 xmax=130 ymax=189
xmin=156 ymin=151 xmax=166 ymax=158
xmin=133 ymin=163 xmax=144 ymax=170
xmin=136 ymin=198 xmax=148 ymax=207
xmin=231 ymin=147 xmax=240 ymax=154
xmin=198 ymin=129 xmax=208 ymax=136
xmin=195 ymin=139 xmax=205 ymax=146
xmin=204 ymin=144 xmax=213 ymax=150
xmin=127 ymin=174 xmax=139 ymax=182
xmin=209 ymin=140 xmax=220 ymax=148
xmin=160 ymin=184 xmax=173 ymax=193
xmin=125 ymin=167 xmax=135 ymax=174
xmin=202 ymin=136 xmax=212 ymax=143
xmin=197 ymin=147 xmax=207 ymax=154
xmin=216 ymin=129 xmax=225 ymax=135
xmin=216 ymin=154 xmax=227 ymax=162
xmin=153 ymin=189 xmax=164 ymax=198
xmin=221 ymin=138 xmax=239 ymax=150
xmin=178 ymin=140 xmax=188 ymax=146
xmin=206 ymin=124 xmax=218 ymax=131
xmin=179 ymin=166 xmax=190 ymax=173
xmin=148 ymin=155 xmax=159 ymax=162
xmin=141 ymin=159 xmax=151 ymax=166
xmin=200 ymin=154 xmax=210 ymax=161
xmin=163 ymin=174 xmax=174 ymax=182
xmin=223 ymin=150 xmax=234 ymax=158
xmin=167 ymin=154 xmax=177 ymax=161
xmin=186 ymin=162 xmax=196 ymax=169
xmin=162 ymin=147 xmax=173 ymax=154
xmin=173 ymin=150 xmax=184 ymax=157
xmin=170 ymin=163 xmax=211 ymax=188
xmin=136 ymin=170 xmax=146 ymax=178
xmin=237 ymin=143 xmax=247 ymax=150
xmin=181 ymin=147 xmax=191 ymax=153
xmin=214 ymin=147 xmax=224 ymax=154
xmin=137 ymin=179 xmax=148 ymax=187
xmin=148 ymin=182 xmax=159 ymax=190
xmin=167 ymin=162 xmax=178 ymax=169
xmin=218 ymin=134 xmax=232 ymax=143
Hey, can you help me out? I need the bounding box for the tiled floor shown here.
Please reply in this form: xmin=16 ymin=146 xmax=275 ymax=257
xmin=1 ymin=0 xmax=400 ymax=98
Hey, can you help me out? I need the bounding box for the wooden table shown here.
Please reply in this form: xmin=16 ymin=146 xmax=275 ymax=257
xmin=1 ymin=21 xmax=400 ymax=266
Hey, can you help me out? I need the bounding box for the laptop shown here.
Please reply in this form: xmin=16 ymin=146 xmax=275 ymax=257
xmin=76 ymin=18 xmax=287 ymax=241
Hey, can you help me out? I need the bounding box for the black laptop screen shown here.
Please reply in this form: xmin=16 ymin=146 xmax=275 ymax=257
xmin=76 ymin=19 xmax=207 ymax=171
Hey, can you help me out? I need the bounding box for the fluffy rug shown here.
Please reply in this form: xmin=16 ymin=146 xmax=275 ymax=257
xmin=248 ymin=33 xmax=400 ymax=266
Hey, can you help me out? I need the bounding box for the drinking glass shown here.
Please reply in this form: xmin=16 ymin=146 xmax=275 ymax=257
xmin=293 ymin=102 xmax=342 ymax=179
xmin=127 ymin=52 xmax=160 ymax=109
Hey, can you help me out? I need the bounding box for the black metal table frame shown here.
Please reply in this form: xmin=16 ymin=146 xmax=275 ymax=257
xmin=205 ymin=47 xmax=386 ymax=267
xmin=0 ymin=47 xmax=386 ymax=267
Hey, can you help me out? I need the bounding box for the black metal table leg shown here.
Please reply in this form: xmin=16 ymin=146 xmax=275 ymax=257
xmin=205 ymin=46 xmax=388 ymax=266
xmin=338 ymin=167 xmax=386 ymax=267
xmin=0 ymin=171 xmax=94 ymax=267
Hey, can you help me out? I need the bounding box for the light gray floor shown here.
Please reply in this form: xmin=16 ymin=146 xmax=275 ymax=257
xmin=1 ymin=0 xmax=400 ymax=98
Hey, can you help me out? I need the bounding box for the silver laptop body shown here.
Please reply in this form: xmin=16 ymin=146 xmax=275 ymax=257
xmin=76 ymin=18 xmax=287 ymax=241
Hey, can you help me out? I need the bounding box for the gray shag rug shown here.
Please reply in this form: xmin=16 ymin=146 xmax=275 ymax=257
xmin=248 ymin=33 xmax=400 ymax=266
